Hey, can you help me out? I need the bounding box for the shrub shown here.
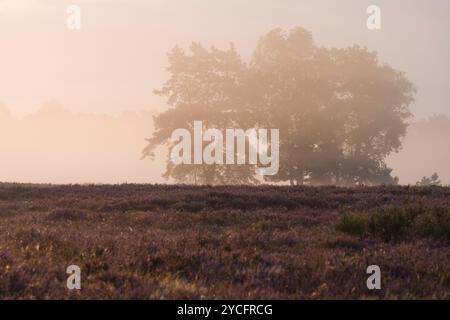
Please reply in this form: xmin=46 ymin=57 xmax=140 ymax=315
xmin=368 ymin=206 xmax=420 ymax=241
xmin=416 ymin=207 xmax=450 ymax=242
xmin=337 ymin=212 xmax=369 ymax=238
xmin=338 ymin=206 xmax=449 ymax=243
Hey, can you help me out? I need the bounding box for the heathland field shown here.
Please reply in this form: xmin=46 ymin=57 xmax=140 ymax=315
xmin=0 ymin=183 xmax=449 ymax=299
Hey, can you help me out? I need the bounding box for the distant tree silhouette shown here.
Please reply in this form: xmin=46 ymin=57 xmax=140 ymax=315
xmin=143 ymin=27 xmax=416 ymax=186
xmin=142 ymin=44 xmax=259 ymax=185
xmin=249 ymin=28 xmax=415 ymax=186
xmin=416 ymin=173 xmax=441 ymax=186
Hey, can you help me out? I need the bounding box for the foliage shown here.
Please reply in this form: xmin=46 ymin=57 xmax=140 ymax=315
xmin=416 ymin=173 xmax=441 ymax=186
xmin=338 ymin=206 xmax=449 ymax=242
xmin=143 ymin=27 xmax=416 ymax=186
xmin=250 ymin=28 xmax=414 ymax=186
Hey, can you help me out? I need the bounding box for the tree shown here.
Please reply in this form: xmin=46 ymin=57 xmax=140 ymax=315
xmin=143 ymin=27 xmax=416 ymax=186
xmin=248 ymin=27 xmax=415 ymax=186
xmin=416 ymin=173 xmax=441 ymax=187
xmin=142 ymin=43 xmax=259 ymax=185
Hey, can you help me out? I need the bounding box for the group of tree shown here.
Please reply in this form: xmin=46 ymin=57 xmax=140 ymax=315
xmin=143 ymin=27 xmax=416 ymax=186
xmin=416 ymin=173 xmax=442 ymax=187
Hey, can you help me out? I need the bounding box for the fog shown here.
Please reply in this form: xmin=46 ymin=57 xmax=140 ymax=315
xmin=0 ymin=102 xmax=165 ymax=184
xmin=1 ymin=103 xmax=449 ymax=185
xmin=1 ymin=0 xmax=450 ymax=184
xmin=388 ymin=116 xmax=450 ymax=185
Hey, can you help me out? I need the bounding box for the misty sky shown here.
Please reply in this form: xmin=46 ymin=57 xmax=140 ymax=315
xmin=1 ymin=0 xmax=449 ymax=118
xmin=1 ymin=0 xmax=450 ymax=184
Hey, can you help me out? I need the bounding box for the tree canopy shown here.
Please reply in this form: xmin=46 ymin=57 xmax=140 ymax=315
xmin=143 ymin=27 xmax=416 ymax=186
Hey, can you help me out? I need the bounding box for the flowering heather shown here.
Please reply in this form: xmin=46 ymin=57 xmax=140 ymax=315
xmin=0 ymin=183 xmax=448 ymax=299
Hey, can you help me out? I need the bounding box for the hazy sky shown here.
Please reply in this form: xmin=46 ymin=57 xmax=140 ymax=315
xmin=1 ymin=0 xmax=450 ymax=184
xmin=1 ymin=0 xmax=449 ymax=118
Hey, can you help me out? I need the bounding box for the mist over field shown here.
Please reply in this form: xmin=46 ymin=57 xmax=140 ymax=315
xmin=0 ymin=102 xmax=165 ymax=184
xmin=1 ymin=105 xmax=450 ymax=185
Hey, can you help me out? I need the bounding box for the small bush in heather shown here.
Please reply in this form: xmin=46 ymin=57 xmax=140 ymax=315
xmin=337 ymin=212 xmax=369 ymax=238
xmin=368 ymin=206 xmax=420 ymax=241
xmin=416 ymin=207 xmax=450 ymax=242
xmin=338 ymin=206 xmax=450 ymax=242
